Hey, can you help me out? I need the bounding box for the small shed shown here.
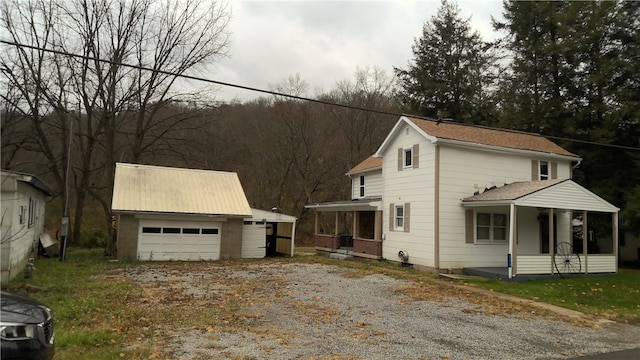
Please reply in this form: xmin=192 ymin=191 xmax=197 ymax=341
xmin=1 ymin=170 xmax=53 ymax=283
xmin=243 ymin=208 xmax=297 ymax=258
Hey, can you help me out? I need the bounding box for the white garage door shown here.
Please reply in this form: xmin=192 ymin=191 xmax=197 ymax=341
xmin=138 ymin=220 xmax=221 ymax=261
xmin=242 ymin=221 xmax=266 ymax=258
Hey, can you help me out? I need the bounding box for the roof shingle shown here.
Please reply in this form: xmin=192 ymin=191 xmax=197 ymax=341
xmin=407 ymin=116 xmax=579 ymax=157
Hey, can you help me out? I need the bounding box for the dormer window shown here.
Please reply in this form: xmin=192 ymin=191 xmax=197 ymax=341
xmin=359 ymin=175 xmax=365 ymax=197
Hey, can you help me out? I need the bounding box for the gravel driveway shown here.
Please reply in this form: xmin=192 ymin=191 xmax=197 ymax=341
xmin=121 ymin=261 xmax=640 ymax=360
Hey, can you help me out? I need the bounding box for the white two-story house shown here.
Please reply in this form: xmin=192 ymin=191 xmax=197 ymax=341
xmin=306 ymin=116 xmax=619 ymax=279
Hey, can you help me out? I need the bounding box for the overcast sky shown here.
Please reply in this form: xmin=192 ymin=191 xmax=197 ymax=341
xmin=206 ymin=0 xmax=505 ymax=102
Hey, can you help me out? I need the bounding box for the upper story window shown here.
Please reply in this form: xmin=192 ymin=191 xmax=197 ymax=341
xmin=359 ymin=175 xmax=365 ymax=197
xmin=404 ymin=148 xmax=413 ymax=167
xmin=476 ymin=212 xmax=508 ymax=243
xmin=532 ymin=160 xmax=557 ymax=180
xmin=539 ymin=161 xmax=549 ymax=180
xmin=398 ymin=144 xmax=419 ymax=171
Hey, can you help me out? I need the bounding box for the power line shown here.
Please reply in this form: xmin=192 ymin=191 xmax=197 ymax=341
xmin=2 ymin=39 xmax=639 ymax=152
xmin=0 ymin=39 xmax=400 ymax=118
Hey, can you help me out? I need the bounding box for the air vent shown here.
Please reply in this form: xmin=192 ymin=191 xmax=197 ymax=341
xmin=398 ymin=250 xmax=409 ymax=262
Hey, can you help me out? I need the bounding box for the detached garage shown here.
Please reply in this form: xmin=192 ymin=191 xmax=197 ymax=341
xmin=112 ymin=163 xmax=297 ymax=261
xmin=112 ymin=163 xmax=244 ymax=261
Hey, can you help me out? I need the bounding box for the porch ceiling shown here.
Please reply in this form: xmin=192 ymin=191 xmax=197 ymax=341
xmin=305 ymin=198 xmax=382 ymax=212
xmin=461 ymin=179 xmax=618 ymax=213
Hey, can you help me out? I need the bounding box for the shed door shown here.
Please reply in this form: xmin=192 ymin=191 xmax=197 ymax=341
xmin=138 ymin=220 xmax=221 ymax=261
xmin=241 ymin=221 xmax=266 ymax=258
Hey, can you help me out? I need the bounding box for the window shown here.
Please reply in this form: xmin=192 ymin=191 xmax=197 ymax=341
xmin=19 ymin=206 xmax=26 ymax=224
xmin=28 ymin=198 xmax=36 ymax=227
xmin=202 ymin=228 xmax=219 ymax=235
xmin=359 ymin=176 xmax=365 ymax=197
xmin=539 ymin=161 xmax=549 ymax=180
xmin=182 ymin=228 xmax=200 ymax=234
xmin=395 ymin=205 xmax=404 ymax=230
xmin=142 ymin=227 xmax=161 ymax=233
xmin=162 ymin=227 xmax=181 ymax=234
xmin=404 ymin=148 xmax=413 ymax=167
xmin=476 ymin=212 xmax=508 ymax=243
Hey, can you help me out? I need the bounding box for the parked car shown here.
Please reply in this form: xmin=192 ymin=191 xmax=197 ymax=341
xmin=0 ymin=291 xmax=54 ymax=360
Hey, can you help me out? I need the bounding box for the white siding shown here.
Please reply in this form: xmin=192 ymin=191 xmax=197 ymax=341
xmin=516 ymin=255 xmax=553 ymax=275
xmin=351 ymin=170 xmax=383 ymax=199
xmin=516 ymin=207 xmax=540 ymax=254
xmin=1 ymin=176 xmax=48 ymax=283
xmin=437 ymin=144 xmax=574 ymax=269
xmin=242 ymin=222 xmax=266 ymax=258
xmin=585 ymin=255 xmax=617 ymax=273
xmin=382 ymin=124 xmax=436 ymax=267
xmin=518 ymin=181 xmax=618 ymax=212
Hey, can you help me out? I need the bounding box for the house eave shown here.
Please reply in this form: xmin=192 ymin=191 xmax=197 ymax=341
xmin=305 ymin=198 xmax=383 ymax=212
xmin=112 ymin=209 xmax=252 ymax=218
xmin=435 ymin=138 xmax=582 ymax=161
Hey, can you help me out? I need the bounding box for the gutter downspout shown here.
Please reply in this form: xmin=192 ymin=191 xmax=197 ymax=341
xmin=571 ymin=159 xmax=582 ymax=178
xmin=508 ymin=203 xmax=515 ymax=279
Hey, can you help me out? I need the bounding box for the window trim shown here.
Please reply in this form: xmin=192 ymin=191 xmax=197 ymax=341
xmin=475 ymin=211 xmax=509 ymax=244
xmin=539 ymin=160 xmax=549 ymax=180
xmin=27 ymin=198 xmax=36 ymax=227
xmin=394 ymin=204 xmax=404 ymax=230
xmin=404 ymin=148 xmax=413 ymax=168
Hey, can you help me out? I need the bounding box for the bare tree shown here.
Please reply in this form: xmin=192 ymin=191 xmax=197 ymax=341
xmin=1 ymin=0 xmax=231 ymax=254
xmin=322 ymin=67 xmax=397 ymax=168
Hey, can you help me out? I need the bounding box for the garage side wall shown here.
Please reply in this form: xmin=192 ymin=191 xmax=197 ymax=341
xmin=116 ymin=213 xmax=139 ymax=261
xmin=221 ymin=218 xmax=243 ymax=259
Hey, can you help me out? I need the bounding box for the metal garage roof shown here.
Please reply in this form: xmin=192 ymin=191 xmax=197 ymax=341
xmin=111 ymin=163 xmax=252 ymax=217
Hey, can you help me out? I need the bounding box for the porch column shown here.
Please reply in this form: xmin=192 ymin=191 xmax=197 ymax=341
xmin=582 ymin=211 xmax=588 ymax=274
xmin=290 ymin=222 xmax=296 ymax=257
xmin=334 ymin=212 xmax=339 ymax=235
xmin=613 ymin=212 xmax=619 ymax=273
xmin=508 ymin=203 xmax=515 ymax=279
xmin=374 ymin=211 xmax=382 ymax=241
xmin=314 ymin=211 xmax=319 ymax=235
xmin=353 ymin=211 xmax=358 ymax=239
xmin=549 ymin=208 xmax=554 ymax=274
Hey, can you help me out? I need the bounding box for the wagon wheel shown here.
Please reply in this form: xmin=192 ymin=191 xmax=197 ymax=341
xmin=554 ymin=242 xmax=581 ymax=277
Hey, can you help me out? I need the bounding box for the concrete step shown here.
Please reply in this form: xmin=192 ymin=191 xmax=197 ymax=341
xmin=330 ymin=252 xmax=353 ymax=260
xmin=334 ymin=247 xmax=353 ymax=255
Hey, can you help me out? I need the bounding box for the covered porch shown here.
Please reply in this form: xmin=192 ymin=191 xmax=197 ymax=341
xmin=305 ymin=198 xmax=384 ymax=259
xmin=461 ymin=179 xmax=619 ymax=280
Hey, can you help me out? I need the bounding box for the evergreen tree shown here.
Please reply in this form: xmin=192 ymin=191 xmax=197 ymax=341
xmin=394 ymin=0 xmax=495 ymax=123
xmin=495 ymin=0 xmax=640 ymax=233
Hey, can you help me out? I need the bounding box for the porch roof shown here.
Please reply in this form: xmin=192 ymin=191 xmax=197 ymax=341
xmin=305 ymin=197 xmax=383 ymax=212
xmin=461 ymin=179 xmax=619 ymax=213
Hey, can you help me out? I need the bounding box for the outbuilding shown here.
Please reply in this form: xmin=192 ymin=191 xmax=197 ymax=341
xmin=1 ymin=170 xmax=53 ymax=283
xmin=112 ymin=163 xmax=296 ymax=261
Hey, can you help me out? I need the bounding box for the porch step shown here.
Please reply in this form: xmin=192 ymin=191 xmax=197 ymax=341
xmin=330 ymin=252 xmax=353 ymax=260
xmin=334 ymin=247 xmax=353 ymax=255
